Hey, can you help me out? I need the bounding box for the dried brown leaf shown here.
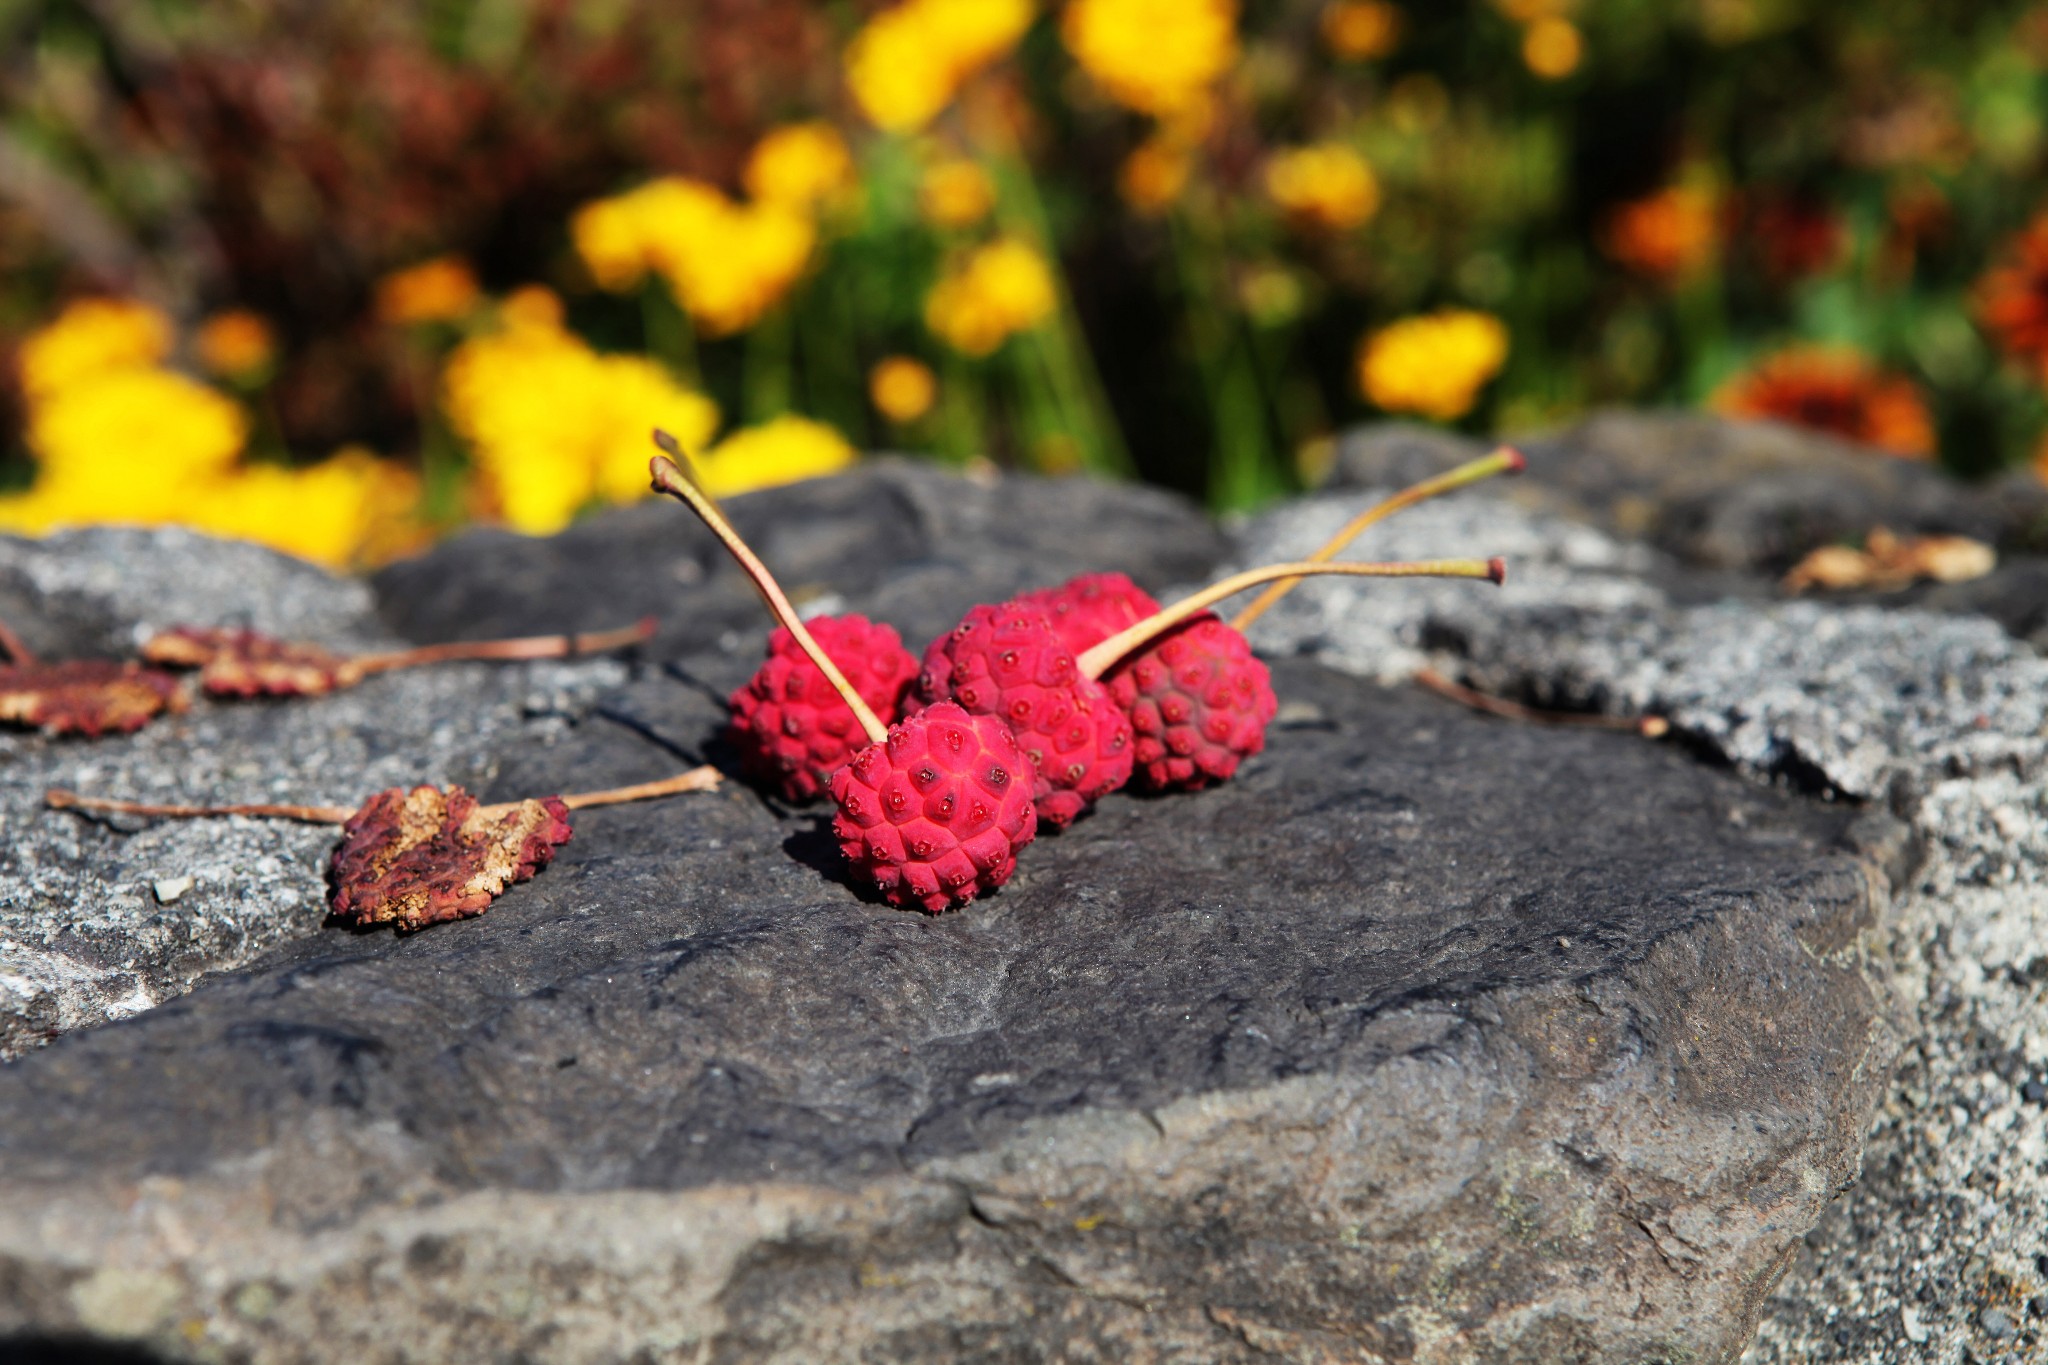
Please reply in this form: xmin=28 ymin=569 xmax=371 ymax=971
xmin=142 ymin=627 xmax=351 ymax=697
xmin=1784 ymin=528 xmax=1998 ymax=593
xmin=0 ymin=660 xmax=188 ymax=736
xmin=329 ymin=785 xmax=574 ymax=932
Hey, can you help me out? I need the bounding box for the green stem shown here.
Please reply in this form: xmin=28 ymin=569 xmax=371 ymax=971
xmin=744 ymin=306 xmax=795 ymax=424
xmin=1167 ymin=212 xmax=1287 ymax=511
xmin=642 ymin=283 xmax=699 ymax=387
xmin=984 ymin=145 xmax=1132 ymax=478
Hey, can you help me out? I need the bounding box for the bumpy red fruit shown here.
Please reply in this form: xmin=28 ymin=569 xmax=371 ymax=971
xmin=1104 ymin=613 xmax=1277 ymax=791
xmin=728 ymin=614 xmax=918 ymax=802
xmin=916 ymin=603 xmax=1133 ymax=829
xmin=1012 ymin=572 xmax=1160 ymax=655
xmin=831 ymin=701 xmax=1037 ymax=913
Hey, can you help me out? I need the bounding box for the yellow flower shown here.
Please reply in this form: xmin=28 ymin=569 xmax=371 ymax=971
xmin=1119 ymin=138 xmax=1193 ymax=214
xmin=187 ymin=452 xmax=424 ymax=569
xmin=745 ymin=122 xmax=858 ymax=213
xmin=919 ymin=159 xmax=999 ymax=229
xmin=442 ymin=312 xmax=719 ymax=535
xmin=1265 ymin=144 xmax=1380 ymax=232
xmin=374 ymin=256 xmax=481 ymax=325
xmin=590 ymin=353 xmax=723 ymax=505
xmin=1357 ymin=310 xmax=1509 ymax=421
xmin=195 ymin=309 xmax=277 ymax=379
xmin=17 ymin=298 xmax=174 ymax=401
xmin=572 ymin=190 xmax=669 ymax=292
xmin=573 ymin=178 xmax=813 ymax=335
xmin=925 ymin=238 xmax=1060 ymax=356
xmin=1061 ymin=0 xmax=1238 ymax=116
xmin=22 ymin=367 xmax=247 ymax=526
xmin=659 ymin=201 xmax=816 ymax=337
xmin=500 ymin=284 xmax=567 ymax=330
xmin=870 ymin=356 xmax=939 ymax=423
xmin=847 ymin=0 xmax=1036 ymax=133
xmin=1320 ymin=1 xmax=1401 ymax=60
xmin=1521 ymin=16 xmax=1582 ymax=78
xmin=693 ymin=416 xmax=858 ymax=498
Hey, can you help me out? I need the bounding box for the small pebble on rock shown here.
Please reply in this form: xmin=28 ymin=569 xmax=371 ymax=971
xmin=2022 ymin=1079 xmax=2047 ymax=1105
xmin=1980 ymin=1306 xmax=2014 ymax=1339
xmin=152 ymin=876 xmax=194 ymax=905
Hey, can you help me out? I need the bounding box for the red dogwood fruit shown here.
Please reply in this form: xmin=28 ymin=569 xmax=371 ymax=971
xmin=1011 ymin=572 xmax=1160 ymax=655
xmin=649 ymin=435 xmax=1039 ymax=914
xmin=728 ymin=614 xmax=918 ymax=801
xmin=915 ymin=603 xmax=1133 ymax=829
xmin=1103 ymin=613 xmax=1277 ymax=791
xmin=830 ymin=701 xmax=1037 ymax=914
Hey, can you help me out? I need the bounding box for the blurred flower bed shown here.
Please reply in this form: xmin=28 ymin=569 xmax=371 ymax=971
xmin=2 ymin=0 xmax=2047 ymax=569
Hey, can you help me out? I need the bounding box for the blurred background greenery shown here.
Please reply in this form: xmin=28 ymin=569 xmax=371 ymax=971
xmin=2 ymin=0 xmax=2046 ymax=570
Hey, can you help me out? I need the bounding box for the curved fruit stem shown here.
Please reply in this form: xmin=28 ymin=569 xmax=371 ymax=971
xmin=45 ymin=765 xmax=723 ymax=825
xmin=1078 ymin=558 xmax=1506 ymax=679
xmin=0 ymin=616 xmax=36 ymax=666
xmin=44 ymin=789 xmax=354 ymax=823
xmin=1230 ymin=447 xmax=1525 ymax=632
xmin=545 ymin=765 xmax=723 ymax=812
xmin=345 ymin=618 xmax=657 ymax=680
xmin=649 ymin=431 xmax=888 ymax=746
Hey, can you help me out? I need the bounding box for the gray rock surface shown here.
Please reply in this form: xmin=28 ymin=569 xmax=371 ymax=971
xmin=0 ymin=528 xmax=631 ymax=1062
xmin=0 ymin=450 xmax=1908 ymax=1362
xmin=1242 ymin=432 xmax=2048 ymax=1364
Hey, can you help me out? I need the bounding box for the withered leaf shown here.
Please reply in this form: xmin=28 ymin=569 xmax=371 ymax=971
xmin=142 ymin=627 xmax=352 ymax=697
xmin=1784 ymin=528 xmax=1998 ymax=593
xmin=0 ymin=660 xmax=188 ymax=736
xmin=329 ymin=784 xmax=574 ymax=932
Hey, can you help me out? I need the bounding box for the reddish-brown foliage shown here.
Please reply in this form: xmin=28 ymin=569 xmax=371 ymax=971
xmin=0 ymin=660 xmax=188 ymax=737
xmin=142 ymin=627 xmax=350 ymax=697
xmin=329 ymin=784 xmax=574 ymax=932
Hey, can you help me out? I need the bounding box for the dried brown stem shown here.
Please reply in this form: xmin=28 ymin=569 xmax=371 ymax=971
xmin=1413 ymin=668 xmax=1669 ymax=737
xmin=1077 ymin=558 xmax=1506 ymax=679
xmin=44 ymin=788 xmax=353 ymax=823
xmin=547 ymin=765 xmax=723 ymax=811
xmin=46 ymin=764 xmax=724 ymax=826
xmin=346 ymin=618 xmax=657 ymax=679
xmin=1230 ymin=447 xmax=1525 ymax=632
xmin=650 ymin=432 xmax=888 ymax=745
xmin=0 ymin=616 xmax=37 ymax=666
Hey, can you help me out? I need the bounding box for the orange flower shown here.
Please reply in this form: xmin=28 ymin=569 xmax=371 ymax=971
xmin=1975 ymin=212 xmax=2048 ymax=377
xmin=1119 ymin=138 xmax=1193 ymax=214
xmin=1711 ymin=346 xmax=1935 ymax=459
xmin=374 ymin=256 xmax=481 ymax=325
xmin=1601 ymin=185 xmax=1719 ymax=281
xmin=195 ymin=310 xmax=277 ymax=379
xmin=869 ymin=356 xmax=938 ymax=423
xmin=1521 ymin=17 xmax=1582 ymax=78
xmin=1319 ymin=1 xmax=1400 ymax=60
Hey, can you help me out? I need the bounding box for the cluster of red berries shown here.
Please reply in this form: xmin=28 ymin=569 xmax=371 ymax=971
xmin=729 ymin=573 xmax=1294 ymax=913
xmin=653 ymin=433 xmax=1516 ymax=917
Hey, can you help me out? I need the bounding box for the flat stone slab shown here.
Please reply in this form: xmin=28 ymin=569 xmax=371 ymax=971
xmin=0 ymin=660 xmax=1892 ymax=1362
xmin=0 ymin=447 xmax=1902 ymax=1361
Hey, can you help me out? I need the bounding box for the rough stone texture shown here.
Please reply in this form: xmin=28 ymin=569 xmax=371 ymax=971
xmin=1333 ymin=412 xmax=2048 ymax=570
xmin=0 ymin=528 xmax=629 ymax=1062
xmin=0 ymin=451 xmax=1907 ymax=1362
xmin=1242 ymin=426 xmax=2048 ymax=1364
xmin=0 ymin=663 xmax=1893 ymax=1364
